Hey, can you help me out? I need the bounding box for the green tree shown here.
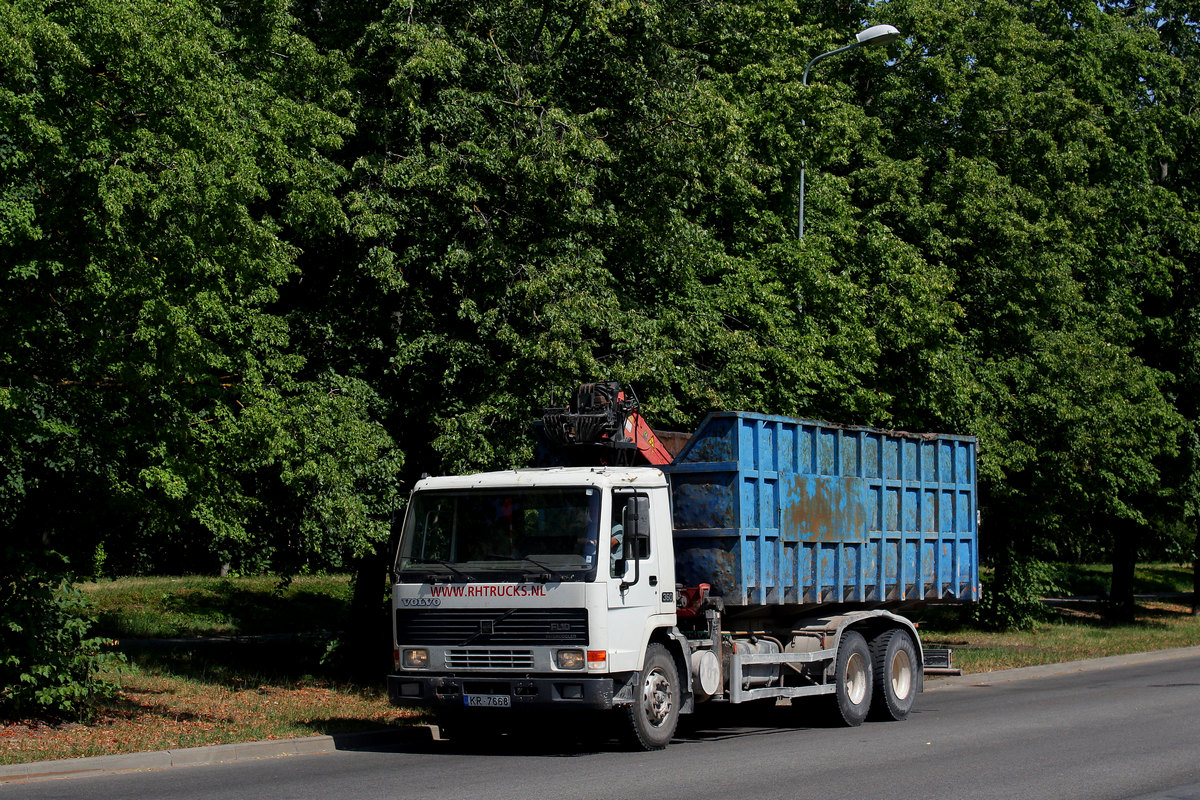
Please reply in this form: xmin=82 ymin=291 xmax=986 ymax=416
xmin=278 ymin=0 xmax=971 ymax=651
xmin=295 ymin=0 xmax=1196 ymax=629
xmin=1136 ymin=0 xmax=1200 ymax=609
xmin=0 ymin=0 xmax=400 ymax=577
xmin=862 ymin=0 xmax=1189 ymax=615
xmin=3 ymin=0 xmax=1197 ymax=653
xmin=314 ymin=0 xmax=966 ymax=473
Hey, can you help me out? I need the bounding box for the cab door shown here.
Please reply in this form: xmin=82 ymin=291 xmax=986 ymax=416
xmin=606 ymin=490 xmax=671 ymax=671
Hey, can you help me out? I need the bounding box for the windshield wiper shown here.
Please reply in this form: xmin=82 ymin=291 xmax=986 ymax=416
xmin=486 ymin=553 xmax=555 ymax=583
xmin=518 ymin=556 xmax=557 ymax=583
xmin=402 ymin=557 xmax=472 ymax=582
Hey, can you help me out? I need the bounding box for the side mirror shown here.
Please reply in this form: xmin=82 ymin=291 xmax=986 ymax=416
xmin=621 ymin=496 xmax=651 ymax=563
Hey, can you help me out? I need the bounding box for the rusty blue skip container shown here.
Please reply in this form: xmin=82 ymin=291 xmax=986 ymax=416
xmin=663 ymin=412 xmax=979 ymax=609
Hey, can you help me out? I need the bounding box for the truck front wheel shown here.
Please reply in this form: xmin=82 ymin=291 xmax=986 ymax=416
xmin=869 ymin=629 xmax=917 ymax=721
xmin=831 ymin=630 xmax=873 ymax=726
xmin=620 ymin=643 xmax=680 ymax=750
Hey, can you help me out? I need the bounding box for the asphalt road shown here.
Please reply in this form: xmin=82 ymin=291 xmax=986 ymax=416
xmin=6 ymin=649 xmax=1200 ymax=800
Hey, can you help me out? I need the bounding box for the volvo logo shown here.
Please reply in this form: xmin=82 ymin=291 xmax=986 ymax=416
xmin=461 ymin=609 xmax=513 ymax=646
xmin=400 ymin=597 xmax=441 ymax=607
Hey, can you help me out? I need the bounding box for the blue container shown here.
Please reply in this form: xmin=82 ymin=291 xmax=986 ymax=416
xmin=663 ymin=413 xmax=979 ymax=608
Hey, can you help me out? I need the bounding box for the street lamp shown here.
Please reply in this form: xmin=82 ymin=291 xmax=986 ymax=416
xmin=798 ymin=24 xmax=902 ymax=238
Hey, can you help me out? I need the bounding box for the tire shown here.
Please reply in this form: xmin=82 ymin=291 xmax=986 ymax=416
xmin=619 ymin=643 xmax=680 ymax=750
xmin=869 ymin=629 xmax=918 ymax=721
xmin=831 ymin=630 xmax=873 ymax=727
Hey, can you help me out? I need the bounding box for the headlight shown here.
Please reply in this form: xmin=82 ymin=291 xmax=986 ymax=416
xmin=402 ymin=648 xmax=429 ymax=668
xmin=556 ymin=649 xmax=585 ymax=670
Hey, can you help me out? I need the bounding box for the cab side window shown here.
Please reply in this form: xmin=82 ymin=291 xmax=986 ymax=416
xmin=610 ymin=492 xmax=649 ymax=578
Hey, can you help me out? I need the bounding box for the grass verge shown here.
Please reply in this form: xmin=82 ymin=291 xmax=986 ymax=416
xmin=0 ymin=634 xmax=425 ymax=766
xmin=81 ymin=575 xmax=353 ymax=639
xmin=0 ymin=666 xmax=421 ymax=766
xmin=2 ymin=575 xmax=424 ymax=767
xmin=918 ymin=597 xmax=1200 ymax=674
xmin=918 ymin=562 xmax=1198 ymax=672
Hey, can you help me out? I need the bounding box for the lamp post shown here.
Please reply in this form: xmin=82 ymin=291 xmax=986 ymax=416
xmin=798 ymin=24 xmax=902 ymax=239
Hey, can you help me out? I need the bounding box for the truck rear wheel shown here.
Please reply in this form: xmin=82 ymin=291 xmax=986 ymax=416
xmin=620 ymin=643 xmax=680 ymax=750
xmin=831 ymin=630 xmax=873 ymax=727
xmin=869 ymin=629 xmax=917 ymax=721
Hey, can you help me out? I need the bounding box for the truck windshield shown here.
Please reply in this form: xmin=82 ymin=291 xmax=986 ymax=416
xmin=395 ymin=487 xmax=602 ymax=582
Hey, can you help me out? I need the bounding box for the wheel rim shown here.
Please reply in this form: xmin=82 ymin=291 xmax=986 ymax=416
xmin=890 ymin=648 xmax=913 ymax=699
xmin=640 ymin=667 xmax=674 ymax=727
xmin=845 ymin=651 xmax=868 ymax=705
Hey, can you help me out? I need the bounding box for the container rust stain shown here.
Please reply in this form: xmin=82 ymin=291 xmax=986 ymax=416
xmin=784 ymin=475 xmax=868 ymax=544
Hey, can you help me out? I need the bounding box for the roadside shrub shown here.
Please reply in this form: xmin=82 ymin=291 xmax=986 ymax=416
xmin=1 ymin=549 xmax=123 ymax=720
xmin=972 ymin=551 xmax=1062 ymax=631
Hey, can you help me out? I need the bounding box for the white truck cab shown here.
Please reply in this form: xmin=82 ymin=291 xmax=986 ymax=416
xmin=389 ymin=467 xmax=683 ymax=743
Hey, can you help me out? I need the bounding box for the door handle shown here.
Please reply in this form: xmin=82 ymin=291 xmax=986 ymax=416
xmin=649 ymin=576 xmax=658 ymax=587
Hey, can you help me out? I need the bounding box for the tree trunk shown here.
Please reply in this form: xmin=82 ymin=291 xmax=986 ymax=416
xmin=1192 ymin=528 xmax=1198 ymax=616
xmin=1108 ymin=520 xmax=1138 ymax=622
xmin=344 ymin=548 xmax=394 ymax=680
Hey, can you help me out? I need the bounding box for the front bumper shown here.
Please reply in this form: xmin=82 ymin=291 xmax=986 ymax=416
xmin=388 ymin=673 xmax=616 ymax=711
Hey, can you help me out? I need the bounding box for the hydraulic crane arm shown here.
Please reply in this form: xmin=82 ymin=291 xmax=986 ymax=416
xmin=541 ymin=382 xmax=673 ymax=466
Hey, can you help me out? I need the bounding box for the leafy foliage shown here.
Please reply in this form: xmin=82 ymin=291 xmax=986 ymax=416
xmin=0 ymin=551 xmax=122 ymax=718
xmin=972 ymin=553 xmax=1063 ymax=632
xmin=0 ymin=0 xmax=400 ymax=575
xmin=1 ymin=0 xmax=1198 ymax=647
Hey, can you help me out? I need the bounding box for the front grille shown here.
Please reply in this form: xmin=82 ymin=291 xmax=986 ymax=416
xmin=395 ymin=607 xmax=588 ymax=646
xmin=446 ymin=649 xmax=535 ymax=669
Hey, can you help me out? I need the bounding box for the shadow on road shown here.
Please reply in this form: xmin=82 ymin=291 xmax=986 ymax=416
xmin=325 ymin=701 xmax=845 ymax=758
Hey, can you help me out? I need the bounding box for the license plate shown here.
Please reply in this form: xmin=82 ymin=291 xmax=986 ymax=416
xmin=465 ymin=694 xmax=511 ymax=708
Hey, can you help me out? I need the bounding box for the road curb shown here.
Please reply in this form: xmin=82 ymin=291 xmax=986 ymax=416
xmin=924 ymin=644 xmax=1200 ymax=690
xmin=0 ymin=726 xmax=435 ymax=785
